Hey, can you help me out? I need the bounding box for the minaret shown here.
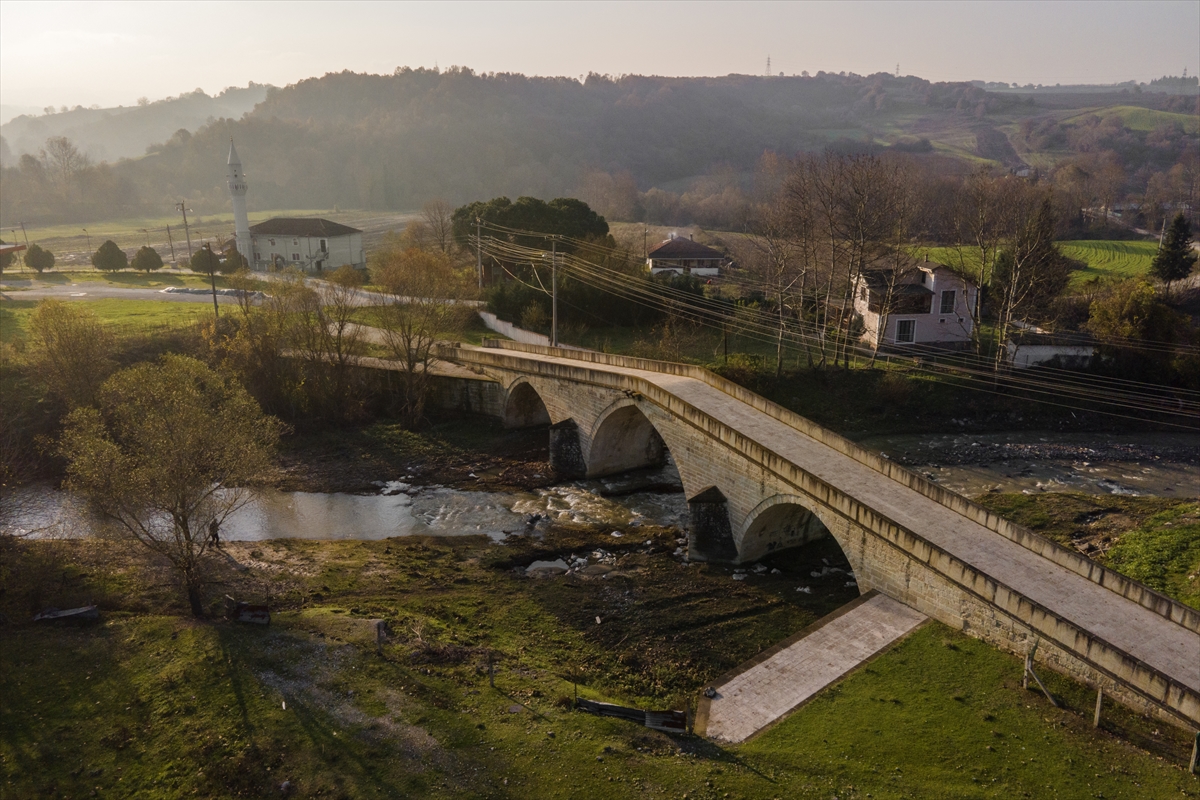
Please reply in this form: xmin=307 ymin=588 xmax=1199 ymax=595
xmin=227 ymin=138 xmax=251 ymax=266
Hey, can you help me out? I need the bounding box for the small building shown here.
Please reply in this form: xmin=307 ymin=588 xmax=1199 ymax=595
xmin=248 ymin=218 xmax=365 ymax=272
xmin=646 ymin=235 xmax=729 ymax=277
xmin=854 ymin=263 xmax=976 ymax=350
xmin=1006 ymin=331 xmax=1095 ymax=369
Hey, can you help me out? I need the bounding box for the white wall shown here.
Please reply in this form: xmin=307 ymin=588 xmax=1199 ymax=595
xmin=252 ymin=231 xmax=364 ymax=270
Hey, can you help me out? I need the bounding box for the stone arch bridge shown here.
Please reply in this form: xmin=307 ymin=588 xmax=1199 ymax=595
xmin=430 ymin=340 xmax=1200 ymax=730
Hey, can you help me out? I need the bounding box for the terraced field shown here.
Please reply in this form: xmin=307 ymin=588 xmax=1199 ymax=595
xmin=917 ymin=241 xmax=1157 ymax=290
xmin=1059 ymin=239 xmax=1158 ymax=287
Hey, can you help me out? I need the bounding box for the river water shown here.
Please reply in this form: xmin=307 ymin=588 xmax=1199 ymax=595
xmin=6 ymin=433 xmax=1195 ymax=541
xmin=3 ymin=467 xmax=689 ymax=542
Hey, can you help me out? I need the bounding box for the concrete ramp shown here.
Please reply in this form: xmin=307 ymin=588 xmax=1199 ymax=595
xmin=696 ymin=592 xmax=927 ymax=743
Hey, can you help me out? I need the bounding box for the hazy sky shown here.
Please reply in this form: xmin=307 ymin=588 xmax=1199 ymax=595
xmin=2 ymin=0 xmax=1198 ymax=109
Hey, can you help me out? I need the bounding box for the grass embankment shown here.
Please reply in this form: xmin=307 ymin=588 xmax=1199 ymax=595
xmin=918 ymin=240 xmax=1157 ymax=289
xmin=0 ymin=297 xmax=219 ymax=343
xmin=3 ymin=526 xmax=1197 ymax=800
xmin=976 ymin=493 xmax=1200 ymax=609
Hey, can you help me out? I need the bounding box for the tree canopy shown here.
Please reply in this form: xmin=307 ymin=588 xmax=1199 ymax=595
xmin=452 ymin=196 xmax=610 ymax=251
xmin=91 ymin=239 xmax=128 ymax=271
xmin=131 ymin=245 xmax=163 ymax=272
xmin=59 ymin=354 xmax=283 ymax=616
xmin=190 ymin=244 xmax=221 ymax=275
xmin=1150 ymin=213 xmax=1198 ymax=292
xmin=24 ymin=243 xmax=54 ymax=273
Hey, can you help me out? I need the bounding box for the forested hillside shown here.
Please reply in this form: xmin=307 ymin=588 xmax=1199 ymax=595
xmin=0 ymin=68 xmax=1196 ymax=227
xmin=0 ymin=84 xmax=269 ymax=163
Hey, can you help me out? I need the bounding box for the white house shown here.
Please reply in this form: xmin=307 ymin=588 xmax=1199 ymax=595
xmin=1006 ymin=331 xmax=1095 ymax=369
xmin=646 ymin=235 xmax=729 ymax=277
xmin=854 ymin=262 xmax=976 ymax=350
xmin=248 ymin=218 xmax=365 ymax=272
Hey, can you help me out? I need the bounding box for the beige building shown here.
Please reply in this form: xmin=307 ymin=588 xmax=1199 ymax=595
xmin=854 ymin=263 xmax=976 ymax=350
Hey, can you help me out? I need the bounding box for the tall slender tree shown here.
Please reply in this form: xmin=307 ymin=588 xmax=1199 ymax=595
xmin=1150 ymin=213 xmax=1198 ymax=297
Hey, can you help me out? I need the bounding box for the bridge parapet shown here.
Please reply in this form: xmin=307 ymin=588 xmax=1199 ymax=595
xmin=462 ymin=339 xmax=1200 ymax=636
xmin=431 ymin=339 xmax=1200 ymax=729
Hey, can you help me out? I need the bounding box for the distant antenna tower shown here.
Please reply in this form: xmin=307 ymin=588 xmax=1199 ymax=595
xmin=766 ymin=56 xmax=771 ymax=77
xmin=896 ymin=63 xmax=900 ymax=78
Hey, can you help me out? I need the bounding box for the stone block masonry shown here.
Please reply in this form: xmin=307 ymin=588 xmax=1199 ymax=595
xmin=427 ymin=341 xmax=1200 ymax=730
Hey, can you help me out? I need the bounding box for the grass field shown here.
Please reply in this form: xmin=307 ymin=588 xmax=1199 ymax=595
xmin=1062 ymin=105 xmax=1200 ymax=134
xmin=1059 ymin=240 xmax=1159 ymax=287
xmin=2 ymin=524 xmax=1197 ymax=799
xmin=918 ymin=240 xmax=1157 ymax=290
xmin=0 ymin=297 xmax=218 ymax=344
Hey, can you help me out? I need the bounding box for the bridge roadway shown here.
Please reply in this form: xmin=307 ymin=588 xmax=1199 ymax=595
xmin=440 ymin=342 xmax=1200 ymax=725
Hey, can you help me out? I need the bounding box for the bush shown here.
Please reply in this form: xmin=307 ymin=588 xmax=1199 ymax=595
xmin=130 ymin=245 xmax=163 ymax=272
xmin=24 ymin=243 xmax=55 ymax=273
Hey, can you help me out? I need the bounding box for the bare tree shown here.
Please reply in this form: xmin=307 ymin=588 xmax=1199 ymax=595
xmin=371 ymin=238 xmax=470 ymax=426
xmin=290 ymin=265 xmax=367 ymax=417
xmin=422 ymin=198 xmax=455 ymax=254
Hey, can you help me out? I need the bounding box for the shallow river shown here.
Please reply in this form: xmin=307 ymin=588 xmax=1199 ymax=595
xmin=6 ymin=432 xmax=1195 ymax=541
xmin=4 ymin=469 xmax=689 ymax=542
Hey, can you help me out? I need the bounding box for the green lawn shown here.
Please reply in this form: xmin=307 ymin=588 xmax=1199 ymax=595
xmin=0 ymin=298 xmax=216 ymax=344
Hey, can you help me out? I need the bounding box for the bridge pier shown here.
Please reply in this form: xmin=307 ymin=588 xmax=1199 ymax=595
xmin=688 ymin=487 xmax=738 ymax=562
xmin=549 ymin=419 xmax=586 ymax=480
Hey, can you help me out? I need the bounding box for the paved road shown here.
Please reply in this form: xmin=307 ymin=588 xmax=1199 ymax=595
xmin=454 ymin=345 xmax=1200 ymax=700
xmin=0 ymin=281 xmax=239 ymax=304
xmin=703 ymin=593 xmax=926 ymax=743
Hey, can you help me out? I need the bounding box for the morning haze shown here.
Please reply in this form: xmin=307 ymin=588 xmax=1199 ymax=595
xmin=2 ymin=2 xmax=1199 ymax=798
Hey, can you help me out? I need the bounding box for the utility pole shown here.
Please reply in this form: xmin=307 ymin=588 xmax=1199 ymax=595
xmin=176 ymin=201 xmax=193 ymax=262
xmin=82 ymin=228 xmax=91 ymax=251
xmin=475 ymin=217 xmax=483 ymax=289
xmin=551 ymin=237 xmax=558 ymax=347
xmin=140 ymin=229 xmax=149 ymax=247
xmin=643 ymin=224 xmax=648 ymax=261
xmin=204 ymin=243 xmax=220 ymax=318
xmin=166 ymin=225 xmax=177 ymax=264
xmin=18 ymin=222 xmax=29 ymax=247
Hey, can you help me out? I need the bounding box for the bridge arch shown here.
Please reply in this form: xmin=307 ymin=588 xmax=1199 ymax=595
xmin=502 ymin=379 xmax=551 ymax=429
xmin=739 ymin=494 xmax=852 ymax=567
xmin=586 ymin=398 xmax=668 ymax=478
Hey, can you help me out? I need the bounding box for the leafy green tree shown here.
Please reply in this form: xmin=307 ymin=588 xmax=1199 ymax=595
xmin=28 ymin=299 xmax=115 ymax=408
xmin=59 ymin=355 xmax=283 ymax=616
xmin=91 ymin=239 xmax=128 ymax=272
xmin=190 ymin=244 xmax=221 ymax=275
xmin=130 ymin=245 xmax=163 ymax=272
xmin=1150 ymin=213 xmax=1198 ymax=296
xmin=1087 ymin=279 xmax=1188 ymax=381
xmin=24 ymin=243 xmax=55 ymax=274
xmin=451 ymin=195 xmax=610 ymax=252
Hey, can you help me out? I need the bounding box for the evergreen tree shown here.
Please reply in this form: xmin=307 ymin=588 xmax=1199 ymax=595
xmin=91 ymin=240 xmax=128 ymax=272
xmin=1151 ymin=213 xmax=1198 ymax=296
xmin=131 ymin=245 xmax=163 ymax=272
xmin=190 ymin=245 xmax=221 ymax=275
xmin=25 ymin=243 xmax=55 ymax=273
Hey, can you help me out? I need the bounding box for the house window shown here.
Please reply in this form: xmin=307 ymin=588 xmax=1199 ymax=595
xmin=940 ymin=290 xmax=956 ymax=314
xmin=896 ymin=320 xmax=916 ymax=344
xmin=320 ymin=239 xmax=327 ymax=253
xmin=292 ymin=253 xmax=300 ymax=261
